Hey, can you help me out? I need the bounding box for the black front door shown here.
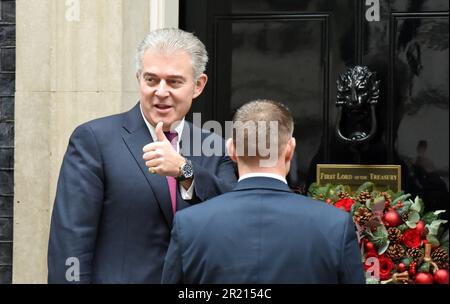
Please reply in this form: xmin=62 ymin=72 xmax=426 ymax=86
xmin=180 ymin=0 xmax=449 ymax=214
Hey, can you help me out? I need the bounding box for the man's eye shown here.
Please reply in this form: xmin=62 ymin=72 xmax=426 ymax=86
xmin=169 ymin=79 xmax=182 ymax=85
xmin=145 ymin=78 xmax=157 ymax=84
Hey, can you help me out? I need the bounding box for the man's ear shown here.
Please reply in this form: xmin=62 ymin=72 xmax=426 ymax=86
xmin=285 ymin=137 xmax=296 ymax=163
xmin=193 ymin=74 xmax=208 ymax=99
xmin=226 ymin=138 xmax=237 ymax=163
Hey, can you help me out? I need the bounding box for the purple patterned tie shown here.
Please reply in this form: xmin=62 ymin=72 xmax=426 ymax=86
xmin=164 ymin=131 xmax=178 ymax=214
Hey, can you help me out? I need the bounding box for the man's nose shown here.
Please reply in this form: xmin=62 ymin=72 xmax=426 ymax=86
xmin=155 ymin=80 xmax=169 ymax=97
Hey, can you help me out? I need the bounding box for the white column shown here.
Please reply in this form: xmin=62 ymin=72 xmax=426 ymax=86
xmin=149 ymin=0 xmax=179 ymax=31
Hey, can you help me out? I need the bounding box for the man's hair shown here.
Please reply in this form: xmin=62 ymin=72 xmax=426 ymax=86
xmin=135 ymin=28 xmax=208 ymax=80
xmin=232 ymin=99 xmax=294 ymax=160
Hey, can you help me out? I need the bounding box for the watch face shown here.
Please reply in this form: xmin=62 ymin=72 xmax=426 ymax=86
xmin=182 ymin=163 xmax=194 ymax=178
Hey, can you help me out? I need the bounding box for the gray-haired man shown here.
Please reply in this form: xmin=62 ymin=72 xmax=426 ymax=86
xmin=48 ymin=28 xmax=237 ymax=283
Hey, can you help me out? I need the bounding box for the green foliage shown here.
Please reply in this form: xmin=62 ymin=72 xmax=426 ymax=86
xmin=307 ymin=182 xmax=332 ymax=199
xmin=355 ymin=182 xmax=375 ymax=195
xmin=395 ymin=200 xmax=412 ymax=215
xmin=350 ymin=201 xmax=363 ymax=214
xmin=367 ymin=195 xmax=384 ymax=211
xmin=390 ymin=190 xmax=405 ymax=201
xmin=427 ymin=234 xmax=440 ymax=248
xmin=401 ymin=258 xmax=411 ymax=267
xmin=391 ymin=193 xmax=411 ymax=207
xmin=410 ymin=197 xmax=424 ymax=215
xmin=397 ymin=224 xmax=409 ymax=232
xmin=418 ymin=262 xmax=430 ymax=273
xmin=422 ymin=211 xmax=438 ymax=224
xmin=366 ymin=225 xmax=389 ymax=254
xmin=405 ymin=211 xmax=420 ymax=228
xmin=427 ymin=219 xmax=448 ymax=236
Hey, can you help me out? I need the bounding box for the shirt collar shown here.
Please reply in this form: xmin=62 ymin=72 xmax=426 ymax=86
xmin=238 ymin=173 xmax=287 ymax=184
xmin=139 ymin=104 xmax=185 ymax=144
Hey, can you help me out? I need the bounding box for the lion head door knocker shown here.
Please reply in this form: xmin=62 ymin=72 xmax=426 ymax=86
xmin=335 ymin=66 xmax=380 ymax=144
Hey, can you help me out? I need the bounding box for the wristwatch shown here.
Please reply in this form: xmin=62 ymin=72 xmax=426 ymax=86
xmin=176 ymin=158 xmax=194 ymax=181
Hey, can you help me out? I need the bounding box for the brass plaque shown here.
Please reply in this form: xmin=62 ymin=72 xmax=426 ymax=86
xmin=316 ymin=164 xmax=401 ymax=192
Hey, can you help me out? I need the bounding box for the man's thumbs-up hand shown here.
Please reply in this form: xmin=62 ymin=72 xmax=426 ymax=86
xmin=154 ymin=121 xmax=169 ymax=143
xmin=143 ymin=122 xmax=185 ymax=177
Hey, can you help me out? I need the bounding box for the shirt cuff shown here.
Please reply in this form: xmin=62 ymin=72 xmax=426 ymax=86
xmin=180 ymin=178 xmax=195 ymax=200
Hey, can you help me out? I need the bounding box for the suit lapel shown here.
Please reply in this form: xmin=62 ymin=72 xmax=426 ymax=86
xmin=122 ymin=103 xmax=173 ymax=226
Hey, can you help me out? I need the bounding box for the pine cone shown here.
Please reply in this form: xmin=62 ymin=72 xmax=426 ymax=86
xmin=431 ymin=247 xmax=449 ymax=269
xmin=337 ymin=191 xmax=349 ymax=199
xmin=407 ymin=248 xmax=424 ymax=263
xmin=353 ymin=207 xmax=373 ymax=226
xmin=385 ymin=243 xmax=405 ymax=261
xmin=401 ymin=212 xmax=410 ymax=222
xmin=357 ymin=191 xmax=372 ymax=203
xmin=387 ymin=227 xmax=402 ymax=243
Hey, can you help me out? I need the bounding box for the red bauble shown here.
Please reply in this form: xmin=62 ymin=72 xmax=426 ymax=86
xmin=383 ymin=210 xmax=402 ymax=227
xmin=433 ymin=269 xmax=449 ymax=284
xmin=415 ymin=272 xmax=434 ymax=284
xmin=365 ymin=242 xmax=375 ymax=252
xmin=415 ymin=220 xmax=425 ymax=233
xmin=398 ymin=263 xmax=406 ymax=272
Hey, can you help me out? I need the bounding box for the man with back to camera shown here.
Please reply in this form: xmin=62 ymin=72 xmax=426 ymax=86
xmin=47 ymin=28 xmax=237 ymax=283
xmin=161 ymin=99 xmax=365 ymax=284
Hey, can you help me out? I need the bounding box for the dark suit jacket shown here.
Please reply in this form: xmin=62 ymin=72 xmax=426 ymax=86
xmin=161 ymin=177 xmax=365 ymax=284
xmin=48 ymin=103 xmax=237 ymax=283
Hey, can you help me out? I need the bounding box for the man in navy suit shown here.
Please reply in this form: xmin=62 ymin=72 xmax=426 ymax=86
xmin=48 ymin=28 xmax=237 ymax=283
xmin=162 ymin=100 xmax=365 ymax=284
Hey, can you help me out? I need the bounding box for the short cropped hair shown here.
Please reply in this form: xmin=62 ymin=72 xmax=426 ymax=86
xmin=232 ymin=99 xmax=294 ymax=159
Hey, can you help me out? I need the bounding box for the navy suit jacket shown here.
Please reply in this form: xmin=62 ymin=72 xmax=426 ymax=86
xmin=48 ymin=103 xmax=237 ymax=283
xmin=161 ymin=177 xmax=365 ymax=284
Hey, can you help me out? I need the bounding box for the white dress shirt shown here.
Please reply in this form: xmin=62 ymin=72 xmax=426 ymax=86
xmin=238 ymin=172 xmax=287 ymax=184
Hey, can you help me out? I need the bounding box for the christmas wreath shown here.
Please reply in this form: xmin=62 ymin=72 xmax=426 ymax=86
xmin=308 ymin=182 xmax=449 ymax=284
